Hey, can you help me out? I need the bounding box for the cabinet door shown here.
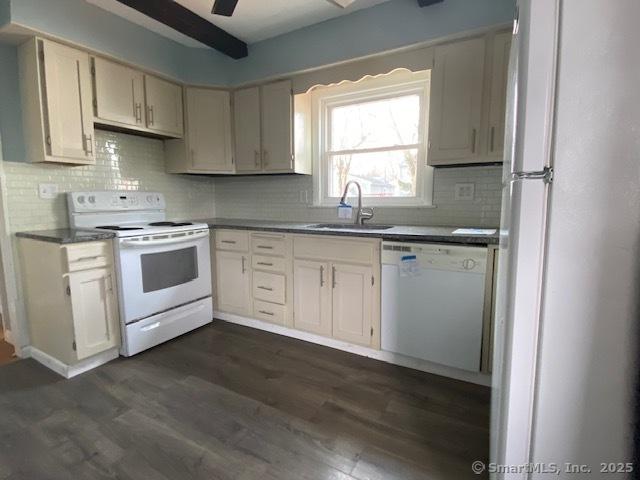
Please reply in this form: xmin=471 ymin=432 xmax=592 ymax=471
xmin=331 ymin=263 xmax=373 ymax=346
xmin=233 ymin=87 xmax=262 ymax=172
xmin=215 ymin=251 xmax=251 ymax=315
xmin=428 ymin=38 xmax=485 ymax=165
xmin=293 ymin=260 xmax=331 ymax=336
xmin=93 ymin=57 xmax=145 ymax=128
xmin=68 ymin=268 xmax=120 ymax=360
xmin=144 ymin=75 xmax=184 ymax=137
xmin=186 ymin=88 xmax=233 ymax=172
xmin=487 ymin=32 xmax=511 ymax=160
xmin=41 ymin=40 xmax=94 ymax=163
xmin=261 ymin=80 xmax=293 ymax=172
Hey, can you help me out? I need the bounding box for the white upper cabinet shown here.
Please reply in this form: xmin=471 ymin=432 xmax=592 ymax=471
xmin=428 ymin=31 xmax=512 ymax=166
xmin=487 ymin=32 xmax=512 ymax=160
xmin=232 ymin=80 xmax=308 ymax=175
xmin=93 ymin=57 xmax=145 ymax=129
xmin=234 ymin=86 xmax=262 ymax=173
xmin=166 ymin=88 xmax=233 ymax=174
xmin=19 ymin=38 xmax=95 ymax=164
xmin=144 ymin=74 xmax=184 ymax=138
xmin=428 ymin=38 xmax=486 ymax=165
xmin=261 ymin=80 xmax=294 ymax=172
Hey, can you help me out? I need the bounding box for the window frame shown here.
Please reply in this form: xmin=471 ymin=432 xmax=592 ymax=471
xmin=311 ymin=70 xmax=433 ymax=207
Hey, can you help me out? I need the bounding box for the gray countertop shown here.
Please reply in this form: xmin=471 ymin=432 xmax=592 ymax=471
xmin=16 ymin=229 xmax=116 ymax=244
xmin=16 ymin=220 xmax=500 ymax=246
xmin=197 ymin=218 xmax=500 ymax=245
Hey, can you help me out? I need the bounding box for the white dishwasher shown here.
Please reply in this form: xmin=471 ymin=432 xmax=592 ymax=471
xmin=381 ymin=242 xmax=487 ymax=372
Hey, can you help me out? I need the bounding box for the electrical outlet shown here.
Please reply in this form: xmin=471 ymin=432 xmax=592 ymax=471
xmin=38 ymin=183 xmax=59 ymax=199
xmin=299 ymin=190 xmax=309 ymax=204
xmin=454 ymin=183 xmax=475 ymax=201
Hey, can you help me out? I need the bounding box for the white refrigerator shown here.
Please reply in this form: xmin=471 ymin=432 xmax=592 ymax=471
xmin=491 ymin=0 xmax=637 ymax=475
xmin=490 ymin=0 xmax=559 ymax=473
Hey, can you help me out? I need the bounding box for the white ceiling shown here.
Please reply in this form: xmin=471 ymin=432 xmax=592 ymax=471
xmin=86 ymin=0 xmax=392 ymax=47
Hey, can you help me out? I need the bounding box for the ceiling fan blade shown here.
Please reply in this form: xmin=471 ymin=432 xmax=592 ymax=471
xmin=326 ymin=0 xmax=357 ymax=7
xmin=212 ymin=0 xmax=239 ymax=16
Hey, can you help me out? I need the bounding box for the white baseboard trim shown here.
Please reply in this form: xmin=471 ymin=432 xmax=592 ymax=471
xmin=214 ymin=311 xmax=491 ymax=386
xmin=23 ymin=346 xmax=119 ymax=379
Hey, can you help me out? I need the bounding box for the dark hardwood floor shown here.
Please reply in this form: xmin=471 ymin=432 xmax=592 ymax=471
xmin=0 ymin=321 xmax=490 ymax=479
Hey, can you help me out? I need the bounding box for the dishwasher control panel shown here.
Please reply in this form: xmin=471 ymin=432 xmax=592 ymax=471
xmin=381 ymin=242 xmax=488 ymax=274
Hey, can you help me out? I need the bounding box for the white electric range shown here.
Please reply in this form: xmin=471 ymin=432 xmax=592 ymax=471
xmin=68 ymin=191 xmax=213 ymax=356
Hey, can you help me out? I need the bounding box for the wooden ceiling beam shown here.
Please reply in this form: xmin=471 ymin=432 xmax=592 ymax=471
xmin=115 ymin=0 xmax=248 ymax=59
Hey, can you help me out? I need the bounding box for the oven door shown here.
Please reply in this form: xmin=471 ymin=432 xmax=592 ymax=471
xmin=116 ymin=229 xmax=212 ymax=323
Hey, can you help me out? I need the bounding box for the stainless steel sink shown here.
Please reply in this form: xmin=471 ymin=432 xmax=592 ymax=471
xmin=308 ymin=223 xmax=394 ymax=230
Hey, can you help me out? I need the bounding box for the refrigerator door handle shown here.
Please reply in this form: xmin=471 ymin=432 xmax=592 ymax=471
xmin=511 ymin=166 xmax=554 ymax=184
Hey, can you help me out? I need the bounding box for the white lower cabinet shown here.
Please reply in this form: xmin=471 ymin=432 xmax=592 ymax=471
xmin=293 ymin=260 xmax=374 ymax=346
xmin=213 ymin=230 xmax=379 ymax=348
xmin=67 ymin=267 xmax=119 ymax=360
xmin=293 ymin=260 xmax=332 ymax=336
xmin=19 ymin=239 xmax=121 ymax=371
xmin=293 ymin=236 xmax=379 ymax=348
xmin=331 ymin=264 xmax=373 ymax=345
xmin=215 ymin=250 xmax=251 ymax=316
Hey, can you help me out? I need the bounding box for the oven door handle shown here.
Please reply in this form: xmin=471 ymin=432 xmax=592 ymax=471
xmin=120 ymin=231 xmax=209 ymax=248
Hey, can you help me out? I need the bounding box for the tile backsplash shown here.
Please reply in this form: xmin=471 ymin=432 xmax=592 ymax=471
xmin=1 ymin=129 xmax=502 ymax=234
xmin=212 ymin=165 xmax=503 ymax=227
xmin=2 ymin=130 xmax=216 ymax=233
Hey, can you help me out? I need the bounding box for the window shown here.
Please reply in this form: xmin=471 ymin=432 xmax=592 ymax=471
xmin=311 ymin=70 xmax=433 ymax=207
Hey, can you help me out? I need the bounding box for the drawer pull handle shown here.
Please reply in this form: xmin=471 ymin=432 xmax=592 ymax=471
xmin=256 ymin=245 xmax=273 ymax=250
xmin=257 ymin=286 xmax=273 ymax=291
xmin=258 ymin=310 xmax=274 ymax=316
xmin=320 ymin=265 xmax=324 ymax=287
xmin=141 ymin=322 xmax=161 ymax=332
xmin=72 ymin=255 xmax=103 ymax=262
xmin=221 ymin=240 xmax=237 ymax=244
xmin=257 ymin=262 xmax=273 ymax=266
xmin=332 ymin=266 xmax=337 ymax=288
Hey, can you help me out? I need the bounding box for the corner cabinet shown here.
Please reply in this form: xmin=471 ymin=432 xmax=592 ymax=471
xmin=19 ymin=239 xmax=120 ymax=374
xmin=428 ymin=31 xmax=511 ymax=166
xmin=166 ymin=88 xmax=233 ymax=174
xmin=18 ymin=38 xmax=95 ymax=165
xmin=233 ymin=81 xmax=311 ymax=175
xmin=144 ymin=74 xmax=184 ymax=137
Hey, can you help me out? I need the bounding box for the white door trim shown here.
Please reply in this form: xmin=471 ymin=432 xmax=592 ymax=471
xmin=0 ymin=135 xmax=28 ymax=354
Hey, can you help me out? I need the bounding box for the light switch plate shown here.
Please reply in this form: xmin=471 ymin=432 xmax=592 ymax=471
xmin=38 ymin=183 xmax=59 ymax=199
xmin=454 ymin=183 xmax=475 ymax=201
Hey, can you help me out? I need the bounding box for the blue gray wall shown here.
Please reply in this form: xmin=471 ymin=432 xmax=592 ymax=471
xmin=232 ymin=0 xmax=515 ymax=84
xmin=0 ymin=44 xmax=24 ymax=163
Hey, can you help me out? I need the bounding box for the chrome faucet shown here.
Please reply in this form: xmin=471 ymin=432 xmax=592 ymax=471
xmin=339 ymin=181 xmax=374 ymax=225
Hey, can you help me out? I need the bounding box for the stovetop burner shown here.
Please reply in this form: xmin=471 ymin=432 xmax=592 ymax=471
xmin=95 ymin=225 xmax=144 ymax=231
xmin=148 ymin=221 xmax=194 ymax=227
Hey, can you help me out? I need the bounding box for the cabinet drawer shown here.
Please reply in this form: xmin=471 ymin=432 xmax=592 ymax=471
xmin=252 ymin=255 xmax=286 ymax=273
xmin=215 ymin=230 xmax=249 ymax=252
xmin=294 ymin=236 xmax=377 ymax=265
xmin=251 ymin=234 xmax=285 ymax=256
xmin=64 ymin=242 xmax=111 ymax=272
xmin=252 ymin=271 xmax=285 ymax=304
xmin=253 ymin=300 xmax=286 ymax=325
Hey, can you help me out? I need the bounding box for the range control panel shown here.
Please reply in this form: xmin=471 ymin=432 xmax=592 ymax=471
xmin=68 ymin=191 xmax=166 ymax=212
